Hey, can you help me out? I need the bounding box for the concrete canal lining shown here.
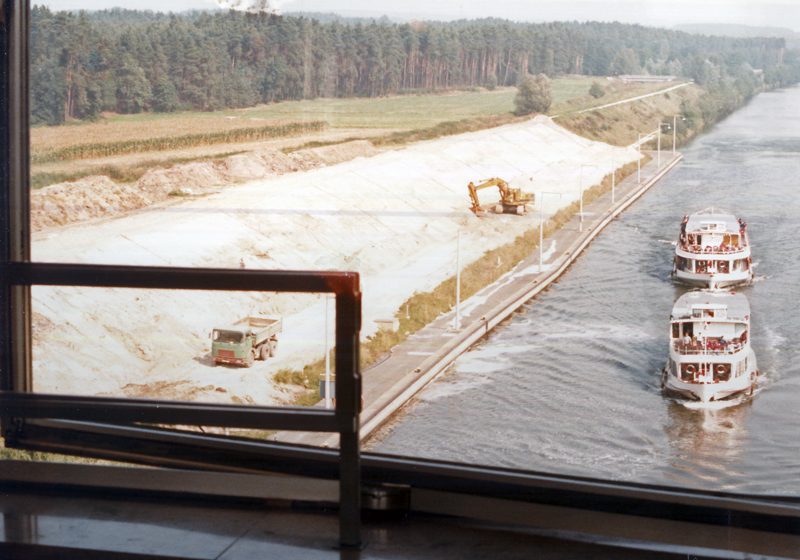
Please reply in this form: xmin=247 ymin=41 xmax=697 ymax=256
xmin=275 ymin=151 xmax=683 ymax=448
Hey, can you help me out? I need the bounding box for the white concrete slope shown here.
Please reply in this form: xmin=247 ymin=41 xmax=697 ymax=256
xmin=31 ymin=115 xmax=639 ymax=404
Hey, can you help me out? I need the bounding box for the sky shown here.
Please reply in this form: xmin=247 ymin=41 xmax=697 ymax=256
xmin=34 ymin=0 xmax=800 ymax=33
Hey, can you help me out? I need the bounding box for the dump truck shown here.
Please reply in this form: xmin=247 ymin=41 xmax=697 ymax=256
xmin=467 ymin=177 xmax=535 ymax=215
xmin=211 ymin=316 xmax=282 ymax=367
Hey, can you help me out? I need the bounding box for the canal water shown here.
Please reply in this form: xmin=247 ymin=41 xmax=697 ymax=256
xmin=373 ymin=85 xmax=800 ymax=496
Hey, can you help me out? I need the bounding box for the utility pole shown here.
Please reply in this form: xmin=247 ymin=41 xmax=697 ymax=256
xmin=453 ymin=230 xmax=461 ymax=330
xmin=611 ymin=148 xmax=616 ymax=204
xmin=324 ymin=294 xmax=331 ymax=409
xmin=637 ymin=133 xmax=642 ymax=184
xmin=540 ymin=192 xmax=562 ymax=272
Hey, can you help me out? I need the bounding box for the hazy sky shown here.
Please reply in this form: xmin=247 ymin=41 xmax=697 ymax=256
xmin=35 ymin=0 xmax=800 ymax=32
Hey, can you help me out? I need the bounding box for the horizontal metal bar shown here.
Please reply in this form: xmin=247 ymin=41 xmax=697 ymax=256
xmin=0 ymin=458 xmax=341 ymax=504
xmin=9 ymin=419 xmax=343 ymax=478
xmin=6 ymin=419 xmax=798 ymax=536
xmin=0 ymin=262 xmax=359 ymax=296
xmin=0 ymin=393 xmax=337 ymax=432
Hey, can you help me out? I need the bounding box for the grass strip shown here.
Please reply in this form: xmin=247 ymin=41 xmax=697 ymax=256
xmin=277 ymin=158 xmax=648 ymax=404
xmin=32 ymin=121 xmax=327 ymax=164
xmin=373 ymin=113 xmax=526 ymax=147
xmin=31 ymin=151 xmax=251 ymax=190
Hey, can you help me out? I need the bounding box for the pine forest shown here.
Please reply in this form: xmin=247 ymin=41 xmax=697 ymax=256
xmin=30 ymin=6 xmax=800 ymax=125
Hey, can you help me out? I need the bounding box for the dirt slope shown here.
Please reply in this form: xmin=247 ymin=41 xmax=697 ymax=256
xmin=31 ymin=140 xmax=381 ymax=232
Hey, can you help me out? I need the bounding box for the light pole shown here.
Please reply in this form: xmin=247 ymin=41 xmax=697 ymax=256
xmin=540 ymin=191 xmax=562 ymax=272
xmin=637 ymin=133 xmax=642 ymax=184
xmin=324 ymin=294 xmax=332 ymax=409
xmin=611 ymin=148 xmax=616 ymax=204
xmin=453 ymin=229 xmax=461 ymax=330
xmin=672 ymin=114 xmax=685 ymax=155
xmin=579 ymin=165 xmax=597 ymax=232
xmin=658 ymin=122 xmax=670 ymax=167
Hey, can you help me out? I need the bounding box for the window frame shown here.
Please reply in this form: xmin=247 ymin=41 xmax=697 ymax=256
xmin=2 ymin=3 xmax=799 ymax=556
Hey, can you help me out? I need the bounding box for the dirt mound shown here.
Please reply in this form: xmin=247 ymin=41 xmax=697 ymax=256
xmin=31 ymin=176 xmax=158 ymax=231
xmin=288 ymin=140 xmax=380 ymax=167
xmin=31 ymin=141 xmax=380 ymax=232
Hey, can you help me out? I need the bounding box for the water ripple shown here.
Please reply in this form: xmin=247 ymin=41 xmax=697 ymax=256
xmin=376 ymin=87 xmax=800 ymax=496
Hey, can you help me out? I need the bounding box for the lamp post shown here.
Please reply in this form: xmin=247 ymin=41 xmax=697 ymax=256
xmin=579 ymin=165 xmax=597 ymax=233
xmin=453 ymin=229 xmax=461 ymax=330
xmin=324 ymin=294 xmax=332 ymax=409
xmin=672 ymin=114 xmax=684 ymax=155
xmin=611 ymin=148 xmax=616 ymax=204
xmin=657 ymin=124 xmax=661 ymax=167
xmin=658 ymin=122 xmax=670 ymax=167
xmin=637 ymin=133 xmax=642 ymax=184
xmin=540 ymin=191 xmax=562 ymax=272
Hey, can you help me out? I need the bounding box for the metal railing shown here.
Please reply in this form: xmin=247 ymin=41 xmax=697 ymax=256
xmin=0 ymin=262 xmax=365 ymax=547
xmin=672 ymin=341 xmax=743 ymax=355
xmin=678 ymin=244 xmax=748 ymax=255
xmin=3 ymin=4 xmax=800 ymax=557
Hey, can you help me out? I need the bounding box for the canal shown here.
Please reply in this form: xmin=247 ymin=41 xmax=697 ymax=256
xmin=374 ymin=85 xmax=800 ymax=496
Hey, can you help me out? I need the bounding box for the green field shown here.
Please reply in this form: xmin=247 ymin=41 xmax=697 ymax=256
xmin=100 ymin=77 xmax=601 ymax=130
xmin=31 ymin=76 xmax=685 ymax=189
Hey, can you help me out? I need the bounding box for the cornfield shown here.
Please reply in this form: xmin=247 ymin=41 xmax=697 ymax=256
xmin=32 ymin=121 xmax=328 ymax=164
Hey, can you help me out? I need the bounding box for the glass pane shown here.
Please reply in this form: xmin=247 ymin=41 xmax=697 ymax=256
xmin=24 ymin=0 xmax=799 ymax=496
xmin=32 ymin=287 xmax=333 ymax=410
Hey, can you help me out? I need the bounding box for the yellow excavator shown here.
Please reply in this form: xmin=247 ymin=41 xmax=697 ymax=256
xmin=467 ymin=178 xmax=535 ymax=215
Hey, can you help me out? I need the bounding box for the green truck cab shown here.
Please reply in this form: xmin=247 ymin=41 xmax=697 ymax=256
xmin=211 ymin=316 xmax=282 ymax=367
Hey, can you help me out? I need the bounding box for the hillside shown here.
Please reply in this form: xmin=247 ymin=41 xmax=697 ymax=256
xmin=31 ymin=116 xmax=639 ymax=406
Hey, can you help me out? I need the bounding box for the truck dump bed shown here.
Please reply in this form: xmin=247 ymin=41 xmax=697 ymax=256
xmin=234 ymin=317 xmax=280 ymax=331
xmin=232 ymin=316 xmax=282 ymax=344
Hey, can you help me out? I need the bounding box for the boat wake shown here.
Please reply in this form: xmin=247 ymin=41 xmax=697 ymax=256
xmin=682 ymin=397 xmax=747 ymax=410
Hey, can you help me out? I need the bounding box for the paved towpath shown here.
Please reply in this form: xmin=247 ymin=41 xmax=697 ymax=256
xmin=572 ymin=82 xmax=691 ymax=114
xmin=273 ymin=151 xmax=682 ymax=447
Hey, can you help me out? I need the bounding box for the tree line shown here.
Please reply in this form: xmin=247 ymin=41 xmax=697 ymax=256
xmin=30 ymin=6 xmax=800 ymax=125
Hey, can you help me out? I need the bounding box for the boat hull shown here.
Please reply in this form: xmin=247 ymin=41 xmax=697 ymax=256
xmin=664 ymin=349 xmax=757 ymax=402
xmin=673 ymin=269 xmax=752 ymax=289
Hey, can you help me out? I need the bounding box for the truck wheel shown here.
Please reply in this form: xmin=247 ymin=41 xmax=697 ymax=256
xmin=245 ymin=350 xmax=255 ymax=368
xmin=494 ymin=204 xmax=503 ymax=214
xmin=259 ymin=344 xmax=269 ymax=361
xmin=269 ymin=340 xmax=277 ymax=357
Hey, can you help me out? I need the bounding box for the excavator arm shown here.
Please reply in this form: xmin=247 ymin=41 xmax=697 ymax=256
xmin=467 ymin=178 xmax=511 ymax=213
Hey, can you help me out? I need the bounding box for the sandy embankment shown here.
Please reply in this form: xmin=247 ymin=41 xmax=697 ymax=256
xmin=31 ymin=115 xmax=639 ymax=406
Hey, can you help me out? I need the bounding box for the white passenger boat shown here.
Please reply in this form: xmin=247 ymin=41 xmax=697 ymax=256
xmin=664 ymin=291 xmax=757 ymax=402
xmin=673 ymin=208 xmax=752 ymax=289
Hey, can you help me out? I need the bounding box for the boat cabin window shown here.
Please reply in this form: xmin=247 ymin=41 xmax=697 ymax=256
xmin=700 ymin=221 xmax=725 ymax=232
xmin=672 ymin=322 xmax=694 ymax=341
xmin=723 ymin=234 xmax=739 ymax=246
xmin=691 ymin=307 xmax=726 ymax=319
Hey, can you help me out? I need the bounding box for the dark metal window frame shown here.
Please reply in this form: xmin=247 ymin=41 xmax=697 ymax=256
xmin=0 ymin=264 xmax=364 ymax=547
xmin=0 ymin=2 xmax=364 ymax=546
xmin=2 ymin=2 xmax=799 ymax=557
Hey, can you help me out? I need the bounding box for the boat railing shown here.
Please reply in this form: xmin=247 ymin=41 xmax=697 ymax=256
xmin=673 ymin=340 xmax=743 ymax=355
xmin=678 ymin=244 xmax=747 ymax=255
